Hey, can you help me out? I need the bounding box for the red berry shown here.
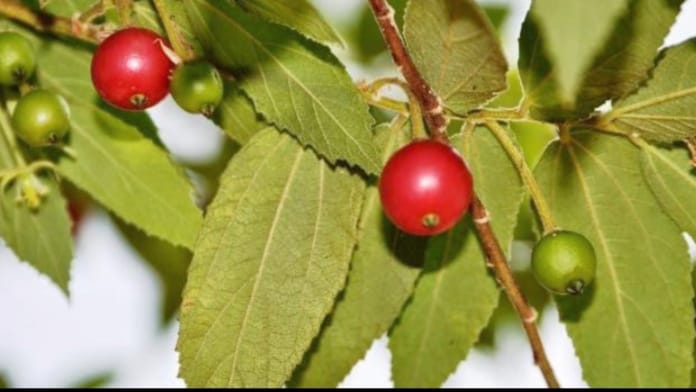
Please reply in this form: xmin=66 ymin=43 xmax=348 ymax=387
xmin=379 ymin=139 xmax=473 ymax=236
xmin=90 ymin=28 xmax=174 ymax=110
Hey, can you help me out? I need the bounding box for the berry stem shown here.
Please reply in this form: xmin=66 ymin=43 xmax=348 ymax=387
xmin=368 ymin=0 xmax=448 ymax=142
xmin=0 ymin=0 xmax=99 ymax=43
xmin=151 ymin=0 xmax=195 ymax=62
xmin=364 ymin=77 xmax=426 ymax=139
xmin=484 ymin=119 xmax=557 ymax=235
xmin=368 ymin=0 xmax=560 ymax=387
xmin=471 ymin=196 xmax=560 ymax=388
xmin=0 ymin=91 xmax=28 ymax=168
xmin=77 ymin=0 xmax=108 ymax=24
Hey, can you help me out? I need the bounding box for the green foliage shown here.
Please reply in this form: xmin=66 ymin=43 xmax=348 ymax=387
xmin=178 ymin=129 xmax=365 ymax=387
xmin=290 ymin=122 xmax=425 ymax=387
xmin=389 ymin=125 xmax=524 ymax=387
xmin=404 ymin=0 xmax=508 ymax=114
xmin=641 ymin=143 xmax=696 ymax=237
xmin=2 ymin=0 xmax=696 ymax=388
xmin=211 ymin=82 xmax=268 ymax=145
xmin=520 ymin=0 xmax=683 ymax=121
xmin=235 ymin=0 xmax=343 ymax=47
xmin=8 ymin=23 xmax=204 ymax=249
xmin=185 ymin=0 xmax=381 ymax=174
xmin=535 ymin=131 xmax=694 ymax=386
xmin=608 ymin=39 xmax=696 ymax=143
xmin=528 ymin=0 xmax=627 ymax=105
xmin=0 ymin=98 xmax=72 ymax=293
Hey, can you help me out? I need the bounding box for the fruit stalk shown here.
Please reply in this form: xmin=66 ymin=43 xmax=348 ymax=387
xmin=151 ymin=0 xmax=195 ymax=62
xmin=368 ymin=0 xmax=448 ymax=142
xmin=0 ymin=91 xmax=27 ymax=168
xmin=484 ymin=119 xmax=557 ymax=234
xmin=368 ymin=0 xmax=560 ymax=387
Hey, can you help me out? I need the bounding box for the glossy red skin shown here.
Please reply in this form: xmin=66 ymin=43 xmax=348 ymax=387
xmin=379 ymin=140 xmax=473 ymax=236
xmin=91 ymin=28 xmax=174 ymax=110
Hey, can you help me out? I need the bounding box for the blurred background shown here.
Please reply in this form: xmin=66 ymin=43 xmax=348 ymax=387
xmin=1 ymin=0 xmax=696 ymax=387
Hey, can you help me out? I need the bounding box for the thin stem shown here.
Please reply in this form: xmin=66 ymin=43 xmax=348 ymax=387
xmin=368 ymin=0 xmax=560 ymax=387
xmin=361 ymin=91 xmax=410 ymax=115
xmin=368 ymin=0 xmax=448 ymax=142
xmin=0 ymin=96 xmax=27 ymax=168
xmin=0 ymin=0 xmax=99 ymax=43
xmin=467 ymin=107 xmax=527 ymax=121
xmin=471 ymin=196 xmax=560 ymax=388
xmin=484 ymin=119 xmax=557 ymax=235
xmin=78 ymin=0 xmax=107 ymax=24
xmin=151 ymin=0 xmax=195 ymax=62
xmin=685 ymin=138 xmax=696 ymax=168
xmin=363 ymin=78 xmax=427 ymax=139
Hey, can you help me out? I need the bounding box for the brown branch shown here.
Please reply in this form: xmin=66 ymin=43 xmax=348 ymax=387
xmin=0 ymin=0 xmax=99 ymax=43
xmin=368 ymin=0 xmax=560 ymax=387
xmin=471 ymin=197 xmax=560 ymax=388
xmin=368 ymin=0 xmax=448 ymax=142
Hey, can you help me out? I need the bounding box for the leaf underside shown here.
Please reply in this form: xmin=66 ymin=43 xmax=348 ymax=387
xmin=519 ymin=0 xmax=683 ymax=121
xmin=177 ymin=128 xmax=365 ymax=387
xmin=290 ymin=122 xmax=425 ymax=387
xmin=535 ymin=131 xmax=694 ymax=387
xmin=404 ymin=0 xmax=508 ymax=115
xmin=610 ymin=39 xmax=696 ymax=143
xmin=185 ymin=0 xmax=381 ymax=174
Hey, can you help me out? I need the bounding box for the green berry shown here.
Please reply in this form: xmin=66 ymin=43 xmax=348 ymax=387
xmin=531 ymin=230 xmax=597 ymax=295
xmin=170 ymin=60 xmax=224 ymax=115
xmin=0 ymin=32 xmax=36 ymax=86
xmin=11 ymin=89 xmax=71 ymax=147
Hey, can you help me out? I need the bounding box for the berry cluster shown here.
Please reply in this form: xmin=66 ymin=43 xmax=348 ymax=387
xmin=0 ymin=32 xmax=71 ymax=148
xmin=90 ymin=27 xmax=223 ymax=116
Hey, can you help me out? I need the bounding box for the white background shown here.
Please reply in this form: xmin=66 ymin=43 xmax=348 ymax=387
xmin=1 ymin=0 xmax=695 ymax=387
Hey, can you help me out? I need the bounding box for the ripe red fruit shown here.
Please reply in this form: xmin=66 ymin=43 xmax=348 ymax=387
xmin=379 ymin=139 xmax=473 ymax=236
xmin=90 ymin=28 xmax=174 ymax=110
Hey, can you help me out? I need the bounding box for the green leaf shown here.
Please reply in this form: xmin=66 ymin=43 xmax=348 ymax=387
xmin=519 ymin=0 xmax=683 ymax=121
xmin=404 ymin=0 xmax=507 ymax=114
xmin=211 ymin=82 xmax=268 ymax=145
xmin=235 ymin=0 xmax=343 ymax=47
xmin=185 ymin=0 xmax=381 ymax=174
xmin=389 ymin=125 xmax=525 ymax=387
xmin=0 ymin=108 xmax=72 ymax=294
xmin=177 ymin=128 xmax=365 ymax=387
xmin=641 ymin=143 xmax=696 ymax=237
xmin=535 ymin=131 xmax=694 ymax=387
xmin=7 ymin=24 xmax=204 ymax=250
xmin=530 ymin=0 xmax=627 ymax=105
xmin=608 ymin=40 xmax=696 ymax=143
xmin=289 ymin=121 xmax=426 ymax=387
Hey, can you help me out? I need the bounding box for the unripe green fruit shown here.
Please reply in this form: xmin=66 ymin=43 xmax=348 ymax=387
xmin=531 ymin=230 xmax=597 ymax=295
xmin=170 ymin=61 xmax=224 ymax=115
xmin=0 ymin=32 xmax=36 ymax=86
xmin=11 ymin=89 xmax=71 ymax=147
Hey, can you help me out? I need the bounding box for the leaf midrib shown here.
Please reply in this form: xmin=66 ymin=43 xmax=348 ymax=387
xmin=226 ymin=147 xmax=306 ymax=386
xmin=566 ymin=141 xmax=641 ymax=384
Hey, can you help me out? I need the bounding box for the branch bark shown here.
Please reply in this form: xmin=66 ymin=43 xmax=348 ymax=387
xmin=368 ymin=0 xmax=560 ymax=387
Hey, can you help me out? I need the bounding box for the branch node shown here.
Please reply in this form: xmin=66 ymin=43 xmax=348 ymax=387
xmin=524 ymin=307 xmax=538 ymax=324
xmin=473 ymin=210 xmax=491 ymax=225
